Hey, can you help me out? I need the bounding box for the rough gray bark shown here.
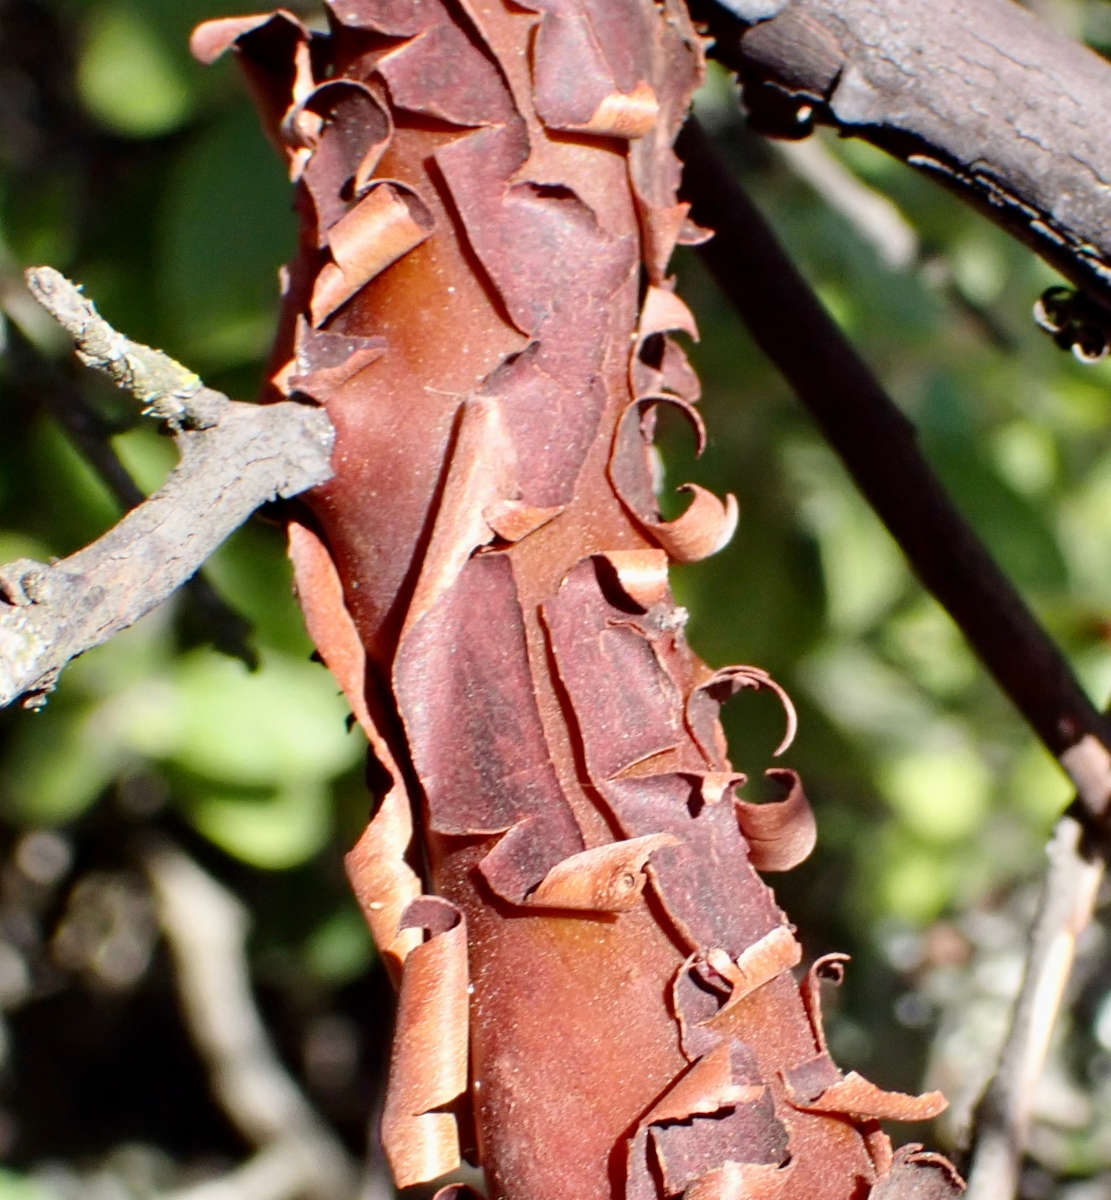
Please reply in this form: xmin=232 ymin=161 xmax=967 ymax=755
xmin=0 ymin=396 xmax=333 ymax=707
xmin=694 ymin=0 xmax=1111 ymax=315
xmin=0 ymin=269 xmax=335 ymax=708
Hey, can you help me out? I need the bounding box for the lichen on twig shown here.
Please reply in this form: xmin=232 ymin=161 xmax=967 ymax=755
xmin=24 ymin=266 xmax=224 ymax=428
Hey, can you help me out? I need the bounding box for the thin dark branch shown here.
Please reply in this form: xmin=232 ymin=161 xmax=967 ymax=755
xmin=677 ymin=117 xmax=1111 ymax=819
xmin=0 ymin=269 xmax=333 ymax=708
xmin=679 ymin=118 xmax=1111 ymax=1200
xmin=691 ymin=0 xmax=1111 ymax=316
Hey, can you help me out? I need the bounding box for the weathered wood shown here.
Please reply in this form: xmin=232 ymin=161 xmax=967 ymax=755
xmin=694 ymin=0 xmax=1111 ymax=313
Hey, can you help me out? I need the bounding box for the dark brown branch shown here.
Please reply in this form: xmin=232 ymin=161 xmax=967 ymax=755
xmin=692 ymin=0 xmax=1111 ymax=315
xmin=676 ymin=118 xmax=1111 ymax=821
xmin=0 ymin=270 xmax=334 ymax=708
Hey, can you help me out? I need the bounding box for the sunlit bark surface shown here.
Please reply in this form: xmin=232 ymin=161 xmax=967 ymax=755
xmin=192 ymin=4 xmax=964 ymax=1198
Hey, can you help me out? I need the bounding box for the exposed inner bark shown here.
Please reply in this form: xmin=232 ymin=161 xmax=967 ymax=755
xmin=193 ymin=4 xmax=965 ymax=1198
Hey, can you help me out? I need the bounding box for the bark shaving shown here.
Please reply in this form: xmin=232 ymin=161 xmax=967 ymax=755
xmin=693 ymin=0 xmax=1111 ymax=317
xmin=196 ymin=3 xmax=965 ymax=1199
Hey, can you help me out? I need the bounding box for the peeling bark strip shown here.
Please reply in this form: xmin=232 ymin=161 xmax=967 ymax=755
xmin=195 ymin=4 xmax=963 ymax=1198
xmin=691 ymin=0 xmax=1111 ymax=315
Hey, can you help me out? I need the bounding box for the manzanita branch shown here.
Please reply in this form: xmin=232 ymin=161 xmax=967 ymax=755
xmin=679 ymin=118 xmax=1111 ymax=1200
xmin=693 ymin=0 xmax=1111 ymax=317
xmin=196 ymin=3 xmax=966 ymax=1197
xmin=677 ymin=118 xmax=1111 ymax=822
xmin=0 ymin=269 xmax=333 ymax=708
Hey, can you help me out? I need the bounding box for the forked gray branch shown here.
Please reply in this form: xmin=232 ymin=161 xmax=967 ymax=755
xmin=144 ymin=842 xmax=356 ymax=1200
xmin=965 ymin=814 xmax=1105 ymax=1200
xmin=0 ymin=269 xmax=334 ymax=708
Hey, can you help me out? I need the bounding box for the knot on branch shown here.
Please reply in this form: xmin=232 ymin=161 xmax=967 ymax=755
xmin=0 ymin=558 xmax=56 ymax=608
xmin=1033 ymin=286 xmax=1111 ymax=363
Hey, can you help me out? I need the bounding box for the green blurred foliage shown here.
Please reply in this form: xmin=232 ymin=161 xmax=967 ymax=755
xmin=3 ymin=0 xmax=1111 ymax=1189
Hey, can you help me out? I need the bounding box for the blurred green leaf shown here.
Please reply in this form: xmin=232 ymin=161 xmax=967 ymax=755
xmin=202 ymin=523 xmax=315 ymax=657
xmin=1 ymin=704 xmax=125 ymax=825
xmin=0 ymin=532 xmax=52 ymax=565
xmin=880 ymin=743 xmax=992 ymax=844
xmin=158 ymin=102 xmax=297 ymax=369
xmin=0 ymin=1170 xmax=60 ymax=1200
xmin=786 ymin=440 xmax=907 ymax=635
xmin=166 ymin=649 xmax=363 ymax=788
xmin=304 ymin=908 xmax=374 ymax=984
xmin=1059 ymin=449 xmax=1111 ymax=607
xmin=78 ymin=6 xmax=193 ymax=138
xmin=883 ymin=599 xmax=976 ymax=700
xmin=990 ymin=420 xmax=1058 ymax=496
xmin=29 ymin=417 xmax=118 ymax=555
xmin=111 ymin=427 xmax=178 ymax=496
xmin=1007 ymin=741 xmax=1073 ymax=829
xmin=190 ymin=780 xmax=332 ymax=869
xmin=950 ymin=234 xmax=1009 ymax=307
xmin=877 ymin=836 xmax=955 ymax=925
xmin=927 ymin=434 xmax=1069 ymax=592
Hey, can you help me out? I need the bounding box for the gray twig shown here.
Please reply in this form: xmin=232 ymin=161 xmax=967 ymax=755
xmin=3 ymin=319 xmax=258 ymax=669
xmin=0 ymin=268 xmax=333 ymax=708
xmin=964 ymin=815 xmax=1105 ymax=1200
xmin=24 ymin=267 xmax=224 ymax=428
xmin=144 ymin=842 xmax=356 ymax=1200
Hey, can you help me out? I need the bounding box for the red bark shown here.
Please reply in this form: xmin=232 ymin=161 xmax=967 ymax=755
xmin=192 ymin=4 xmax=965 ymax=1198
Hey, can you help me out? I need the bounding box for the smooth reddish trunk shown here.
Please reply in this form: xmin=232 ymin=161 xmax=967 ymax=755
xmin=192 ymin=3 xmax=964 ymax=1197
